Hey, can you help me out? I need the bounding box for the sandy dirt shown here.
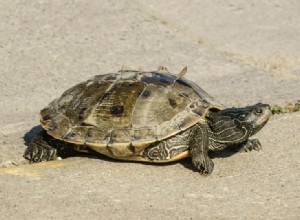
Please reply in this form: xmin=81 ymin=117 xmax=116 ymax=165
xmin=0 ymin=0 xmax=299 ymax=219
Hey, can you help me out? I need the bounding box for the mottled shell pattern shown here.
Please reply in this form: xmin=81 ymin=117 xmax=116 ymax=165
xmin=40 ymin=67 xmax=220 ymax=155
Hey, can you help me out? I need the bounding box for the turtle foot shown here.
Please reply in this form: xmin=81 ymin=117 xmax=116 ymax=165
xmin=24 ymin=131 xmax=57 ymax=163
xmin=236 ymin=139 xmax=262 ymax=153
xmin=192 ymin=155 xmax=214 ymax=176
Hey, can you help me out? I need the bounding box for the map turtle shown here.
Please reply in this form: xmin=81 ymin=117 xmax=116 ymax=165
xmin=24 ymin=67 xmax=271 ymax=175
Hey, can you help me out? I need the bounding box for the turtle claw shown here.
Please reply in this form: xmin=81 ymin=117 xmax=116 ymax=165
xmin=238 ymin=139 xmax=262 ymax=152
xmin=24 ymin=144 xmax=57 ymax=163
xmin=192 ymin=155 xmax=214 ymax=175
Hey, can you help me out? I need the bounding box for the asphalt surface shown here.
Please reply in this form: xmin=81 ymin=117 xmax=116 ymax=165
xmin=0 ymin=0 xmax=299 ymax=219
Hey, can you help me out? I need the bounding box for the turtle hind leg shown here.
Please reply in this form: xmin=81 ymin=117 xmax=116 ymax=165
xmin=24 ymin=130 xmax=76 ymax=163
xmin=24 ymin=130 xmax=57 ymax=162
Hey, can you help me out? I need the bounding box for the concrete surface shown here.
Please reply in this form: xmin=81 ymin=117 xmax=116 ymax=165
xmin=0 ymin=0 xmax=299 ymax=219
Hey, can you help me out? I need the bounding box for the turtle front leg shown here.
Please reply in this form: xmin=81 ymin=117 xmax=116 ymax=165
xmin=24 ymin=130 xmax=75 ymax=163
xmin=232 ymin=139 xmax=262 ymax=153
xmin=189 ymin=123 xmax=214 ymax=175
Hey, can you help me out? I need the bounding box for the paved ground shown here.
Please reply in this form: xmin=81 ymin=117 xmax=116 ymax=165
xmin=0 ymin=0 xmax=299 ymax=219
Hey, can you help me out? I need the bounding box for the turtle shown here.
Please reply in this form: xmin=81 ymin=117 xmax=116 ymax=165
xmin=24 ymin=66 xmax=272 ymax=175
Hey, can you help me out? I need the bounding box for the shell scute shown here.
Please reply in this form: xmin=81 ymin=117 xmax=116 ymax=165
xmin=110 ymin=129 xmax=134 ymax=143
xmin=85 ymin=128 xmax=110 ymax=145
xmin=45 ymin=116 xmax=70 ymax=140
xmin=62 ymin=126 xmax=90 ymax=144
xmin=172 ymin=79 xmax=200 ymax=101
xmin=133 ymin=128 xmax=156 ymax=141
xmin=85 ymin=81 xmax=146 ymax=129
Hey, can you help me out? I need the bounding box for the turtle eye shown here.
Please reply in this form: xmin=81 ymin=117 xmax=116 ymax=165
xmin=254 ymin=109 xmax=263 ymax=115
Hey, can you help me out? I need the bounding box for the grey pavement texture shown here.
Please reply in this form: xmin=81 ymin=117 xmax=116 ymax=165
xmin=0 ymin=0 xmax=299 ymax=219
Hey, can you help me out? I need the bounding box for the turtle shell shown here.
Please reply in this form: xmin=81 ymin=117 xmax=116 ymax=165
xmin=40 ymin=69 xmax=221 ymax=158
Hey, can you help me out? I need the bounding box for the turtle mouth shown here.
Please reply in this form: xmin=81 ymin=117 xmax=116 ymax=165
xmin=256 ymin=106 xmax=272 ymax=126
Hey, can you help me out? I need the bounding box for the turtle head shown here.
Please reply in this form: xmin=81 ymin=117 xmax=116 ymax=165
xmin=207 ymin=103 xmax=271 ymax=144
